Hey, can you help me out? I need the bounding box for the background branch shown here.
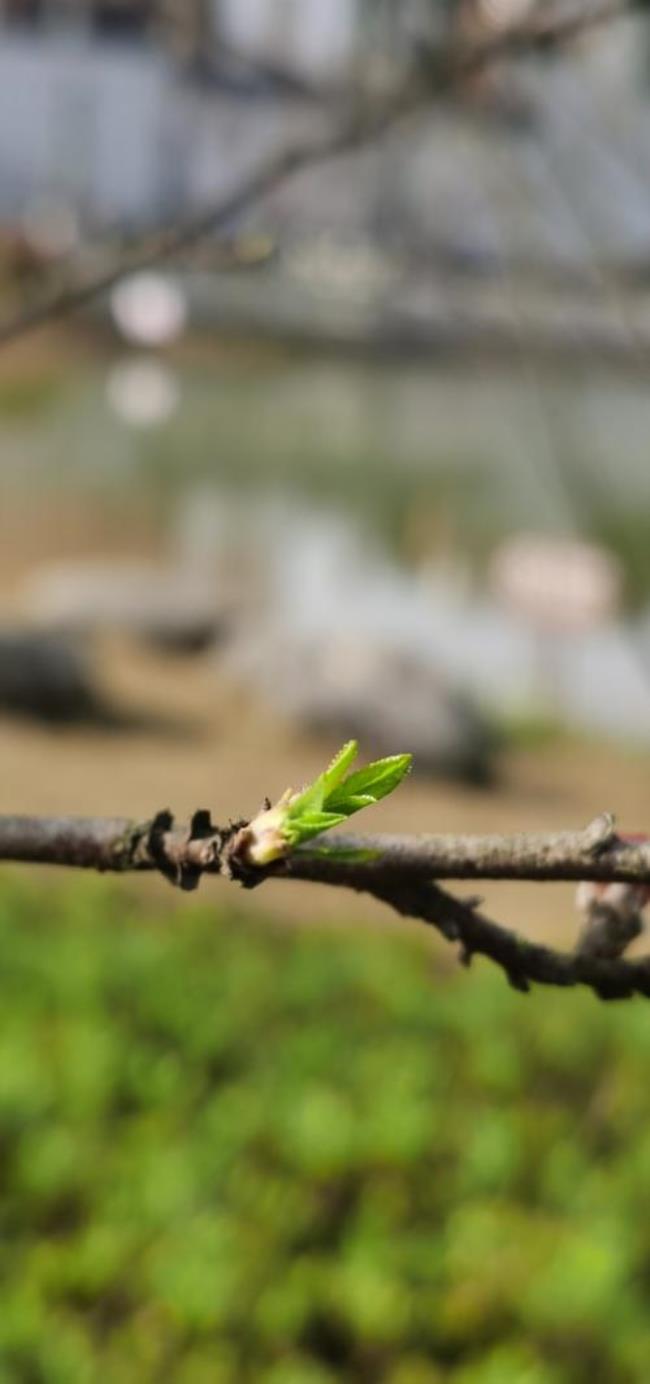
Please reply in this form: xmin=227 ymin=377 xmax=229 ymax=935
xmin=0 ymin=127 xmax=359 ymax=347
xmin=0 ymin=0 xmax=628 ymax=349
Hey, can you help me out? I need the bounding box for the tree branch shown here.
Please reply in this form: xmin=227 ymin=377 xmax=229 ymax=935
xmin=3 ymin=808 xmax=650 ymax=999
xmin=0 ymin=809 xmax=640 ymax=882
xmin=353 ymin=879 xmax=650 ymax=1001
xmin=0 ymin=127 xmax=359 ymax=348
xmin=283 ymin=813 xmax=636 ymax=885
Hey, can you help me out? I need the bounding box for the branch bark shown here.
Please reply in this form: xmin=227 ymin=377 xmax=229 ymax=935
xmin=0 ymin=809 xmax=638 ymax=881
xmin=2 ymin=808 xmax=650 ymax=1000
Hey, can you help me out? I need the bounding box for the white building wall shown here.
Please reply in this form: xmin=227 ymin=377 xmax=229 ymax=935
xmin=216 ymin=0 xmax=359 ymax=82
xmin=0 ymin=33 xmax=175 ymax=221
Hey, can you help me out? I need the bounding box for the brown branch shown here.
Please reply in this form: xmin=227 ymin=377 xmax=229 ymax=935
xmin=0 ymin=0 xmax=629 ymax=349
xmin=447 ymin=0 xmax=628 ymax=64
xmin=283 ymin=813 xmax=643 ymax=884
xmin=357 ymin=880 xmax=650 ymax=1002
xmin=3 ymin=808 xmax=650 ymax=1000
xmin=0 ymin=811 xmax=229 ymax=890
xmin=0 ymin=127 xmax=359 ymax=348
xmin=0 ymin=808 xmax=640 ymax=881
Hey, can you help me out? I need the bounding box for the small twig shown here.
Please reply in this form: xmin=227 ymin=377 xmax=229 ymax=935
xmin=317 ymin=876 xmax=650 ymax=1001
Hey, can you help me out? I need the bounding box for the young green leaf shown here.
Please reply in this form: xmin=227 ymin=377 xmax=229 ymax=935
xmin=286 ymin=748 xmax=412 ymax=849
xmin=326 ymin=754 xmax=413 ymax=815
xmin=328 ymin=794 xmax=376 ymax=813
xmin=284 ymin=811 xmax=348 ymax=847
xmin=240 ymin=742 xmax=413 ymax=870
xmin=287 ymin=740 xmax=358 ymax=819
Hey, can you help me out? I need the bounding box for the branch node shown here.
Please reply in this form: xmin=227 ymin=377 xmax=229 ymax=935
xmin=220 ymin=820 xmax=269 ymax=889
xmin=147 ymin=810 xmax=182 ymax=889
xmin=190 ymin=809 xmax=215 ymax=839
xmin=148 ymin=809 xmax=200 ymax=892
xmin=583 ymin=811 xmax=617 ymax=855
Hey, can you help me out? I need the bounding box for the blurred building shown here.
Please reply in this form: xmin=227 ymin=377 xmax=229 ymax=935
xmin=0 ymin=0 xmax=176 ymax=222
xmin=0 ymin=0 xmax=649 ymax=283
xmin=0 ymin=0 xmax=387 ymax=224
xmin=0 ymin=0 xmax=563 ymax=229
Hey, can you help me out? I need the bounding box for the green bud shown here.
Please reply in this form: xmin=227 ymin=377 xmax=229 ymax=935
xmin=240 ymin=743 xmax=413 ymax=869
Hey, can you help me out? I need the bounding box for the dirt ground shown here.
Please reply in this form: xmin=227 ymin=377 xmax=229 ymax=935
xmin=1 ymin=628 xmax=649 ymax=954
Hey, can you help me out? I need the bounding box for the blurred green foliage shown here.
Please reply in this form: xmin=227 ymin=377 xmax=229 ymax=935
xmin=590 ymin=508 xmax=650 ymax=613
xmin=0 ymin=369 xmax=65 ymax=421
xmin=0 ymin=874 xmax=649 ymax=1382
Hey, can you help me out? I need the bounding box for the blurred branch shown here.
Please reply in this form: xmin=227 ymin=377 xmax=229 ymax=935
xmin=0 ymin=126 xmax=360 ymax=348
xmin=0 ymin=0 xmax=630 ymax=350
xmin=356 ymin=879 xmax=650 ymax=1000
xmin=3 ymin=808 xmax=650 ymax=999
xmin=447 ymin=0 xmax=629 ymax=59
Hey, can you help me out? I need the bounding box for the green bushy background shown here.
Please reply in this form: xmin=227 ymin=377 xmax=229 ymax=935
xmin=0 ymin=873 xmax=649 ymax=1383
